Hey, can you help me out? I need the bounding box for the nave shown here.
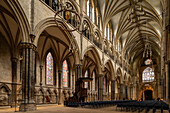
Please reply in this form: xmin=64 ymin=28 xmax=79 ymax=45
xmin=0 ymin=0 xmax=170 ymax=112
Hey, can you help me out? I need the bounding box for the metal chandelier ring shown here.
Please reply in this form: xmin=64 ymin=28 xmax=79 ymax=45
xmin=54 ymin=9 xmax=81 ymax=32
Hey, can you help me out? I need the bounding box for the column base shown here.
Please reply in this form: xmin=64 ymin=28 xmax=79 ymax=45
xmin=19 ymin=103 xmax=37 ymax=112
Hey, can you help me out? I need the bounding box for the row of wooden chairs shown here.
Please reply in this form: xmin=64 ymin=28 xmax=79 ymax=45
xmin=116 ymin=100 xmax=170 ymax=113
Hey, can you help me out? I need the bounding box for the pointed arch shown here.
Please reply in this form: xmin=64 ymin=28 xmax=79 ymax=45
xmin=6 ymin=0 xmax=30 ymax=42
xmin=116 ymin=67 xmax=123 ymax=83
xmin=82 ymin=17 xmax=94 ymax=34
xmin=0 ymin=84 xmax=11 ymax=93
xmin=35 ymin=17 xmax=80 ymax=58
xmin=39 ymin=87 xmax=45 ymax=94
xmin=104 ymin=60 xmax=115 ymax=80
xmin=34 ymin=17 xmax=75 ymax=46
xmin=83 ymin=46 xmax=102 ymax=74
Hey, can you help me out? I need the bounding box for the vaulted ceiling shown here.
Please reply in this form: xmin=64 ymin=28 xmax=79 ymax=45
xmin=97 ymin=0 xmax=165 ymax=67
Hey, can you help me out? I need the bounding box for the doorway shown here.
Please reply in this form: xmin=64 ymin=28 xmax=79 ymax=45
xmin=144 ymin=90 xmax=153 ymax=100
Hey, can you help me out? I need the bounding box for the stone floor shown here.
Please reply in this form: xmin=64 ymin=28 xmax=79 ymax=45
xmin=0 ymin=105 xmax=169 ymax=113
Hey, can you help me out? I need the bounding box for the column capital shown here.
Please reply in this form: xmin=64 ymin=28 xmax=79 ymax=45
xmin=75 ymin=64 xmax=82 ymax=67
xmin=20 ymin=42 xmax=37 ymax=51
xmin=98 ymin=73 xmax=104 ymax=77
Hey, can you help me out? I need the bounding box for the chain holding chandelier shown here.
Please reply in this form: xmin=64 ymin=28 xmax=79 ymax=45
xmin=128 ymin=0 xmax=146 ymax=23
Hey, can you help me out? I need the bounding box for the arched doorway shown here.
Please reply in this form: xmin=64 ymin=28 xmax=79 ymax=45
xmin=140 ymin=84 xmax=154 ymax=100
xmin=144 ymin=90 xmax=153 ymax=100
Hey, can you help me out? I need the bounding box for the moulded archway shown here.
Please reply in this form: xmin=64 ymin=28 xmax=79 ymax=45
xmin=104 ymin=60 xmax=115 ymax=80
xmin=34 ymin=18 xmax=81 ymax=105
xmin=82 ymin=46 xmax=102 ymax=74
xmin=116 ymin=68 xmax=123 ymax=83
xmin=140 ymin=84 xmax=154 ymax=100
xmin=35 ymin=17 xmax=81 ymax=67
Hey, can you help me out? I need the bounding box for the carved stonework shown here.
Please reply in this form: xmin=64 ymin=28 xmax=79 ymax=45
xmin=19 ymin=42 xmax=37 ymax=111
xmin=20 ymin=43 xmax=37 ymax=51
xmin=0 ymin=88 xmax=8 ymax=106
xmin=30 ymin=34 xmax=36 ymax=43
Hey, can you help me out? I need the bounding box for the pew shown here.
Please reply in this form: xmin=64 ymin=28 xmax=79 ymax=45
xmin=116 ymin=100 xmax=170 ymax=113
xmin=67 ymin=100 xmax=136 ymax=108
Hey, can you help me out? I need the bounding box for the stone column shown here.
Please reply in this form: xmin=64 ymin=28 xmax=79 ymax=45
xmin=165 ymin=0 xmax=170 ymax=103
xmin=108 ymin=82 xmax=110 ymax=100
xmin=98 ymin=74 xmax=104 ymax=100
xmin=117 ymin=85 xmax=120 ymax=100
xmin=133 ymin=84 xmax=137 ymax=100
xmin=75 ymin=64 xmax=82 ymax=94
xmin=165 ymin=0 xmax=170 ymax=102
xmin=111 ymin=80 xmax=115 ymax=100
xmin=58 ymin=70 xmax=63 ymax=105
xmin=127 ymin=85 xmax=130 ymax=100
xmin=130 ymin=84 xmax=133 ymax=99
xmin=120 ymin=84 xmax=123 ymax=100
xmin=72 ymin=74 xmax=75 ymax=92
xmin=168 ymin=62 xmax=170 ymax=103
xmin=11 ymin=57 xmax=18 ymax=107
xmin=75 ymin=64 xmax=82 ymax=82
xmin=75 ymin=64 xmax=78 ymax=83
xmin=158 ymin=77 xmax=162 ymax=98
xmin=19 ymin=43 xmax=36 ymax=111
xmin=165 ymin=61 xmax=170 ymax=103
xmin=39 ymin=65 xmax=43 ymax=85
xmin=125 ymin=85 xmax=128 ymax=99
xmin=136 ymin=83 xmax=139 ymax=100
xmin=163 ymin=73 xmax=166 ymax=100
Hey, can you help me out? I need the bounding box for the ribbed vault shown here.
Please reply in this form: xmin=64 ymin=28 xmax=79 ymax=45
xmin=97 ymin=0 xmax=165 ymax=76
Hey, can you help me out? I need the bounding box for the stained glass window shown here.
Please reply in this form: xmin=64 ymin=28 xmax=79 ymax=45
xmin=46 ymin=52 xmax=53 ymax=85
xmin=145 ymin=59 xmax=152 ymax=65
xmin=84 ymin=70 xmax=88 ymax=88
xmin=92 ymin=71 xmax=95 ymax=91
xmin=63 ymin=60 xmax=68 ymax=87
xmin=142 ymin=67 xmax=154 ymax=82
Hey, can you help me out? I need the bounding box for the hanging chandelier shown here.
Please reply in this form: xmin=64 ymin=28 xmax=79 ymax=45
xmin=143 ymin=43 xmax=152 ymax=58
xmin=143 ymin=44 xmax=152 ymax=65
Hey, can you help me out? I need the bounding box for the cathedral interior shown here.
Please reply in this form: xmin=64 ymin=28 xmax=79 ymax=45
xmin=0 ymin=0 xmax=170 ymax=112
